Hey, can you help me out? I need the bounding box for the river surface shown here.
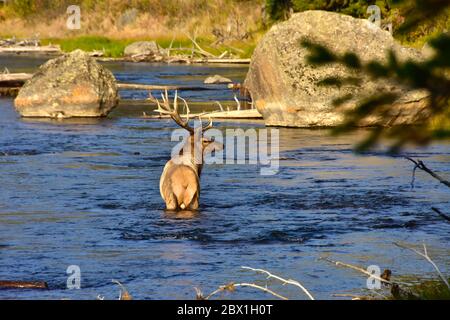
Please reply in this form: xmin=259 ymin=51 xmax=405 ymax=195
xmin=0 ymin=55 xmax=449 ymax=300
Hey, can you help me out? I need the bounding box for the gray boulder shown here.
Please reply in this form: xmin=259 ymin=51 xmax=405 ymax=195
xmin=124 ymin=41 xmax=162 ymax=57
xmin=15 ymin=50 xmax=118 ymax=118
xmin=204 ymin=75 xmax=233 ymax=84
xmin=244 ymin=10 xmax=428 ymax=127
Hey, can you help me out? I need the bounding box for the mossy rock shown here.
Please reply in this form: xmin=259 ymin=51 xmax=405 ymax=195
xmin=15 ymin=50 xmax=118 ymax=118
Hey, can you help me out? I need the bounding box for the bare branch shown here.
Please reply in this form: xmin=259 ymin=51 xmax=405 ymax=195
xmin=194 ymin=287 xmax=205 ymax=300
xmin=319 ymin=257 xmax=406 ymax=286
xmin=234 ymin=94 xmax=241 ymax=111
xmin=112 ymin=280 xmax=132 ymax=300
xmin=393 ymin=242 xmax=450 ymax=291
xmin=186 ymin=34 xmax=217 ymax=58
xmin=241 ymin=266 xmax=315 ymax=300
xmin=405 ymin=157 xmax=450 ymax=188
xmin=204 ymin=282 xmax=288 ymax=300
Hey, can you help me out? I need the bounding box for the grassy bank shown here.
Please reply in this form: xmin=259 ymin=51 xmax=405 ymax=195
xmin=0 ymin=0 xmax=265 ymax=58
xmin=41 ymin=36 xmax=257 ymax=58
xmin=1 ymin=1 xmax=448 ymax=58
xmin=41 ymin=37 xmax=131 ymax=58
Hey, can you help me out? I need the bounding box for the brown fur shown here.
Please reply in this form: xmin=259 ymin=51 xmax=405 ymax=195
xmin=155 ymin=91 xmax=221 ymax=211
xmin=161 ymin=164 xmax=199 ymax=210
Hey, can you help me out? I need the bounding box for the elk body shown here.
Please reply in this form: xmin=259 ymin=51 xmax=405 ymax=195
xmin=155 ymin=91 xmax=220 ymax=211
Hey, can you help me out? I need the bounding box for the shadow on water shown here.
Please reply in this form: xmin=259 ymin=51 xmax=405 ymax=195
xmin=0 ymin=56 xmax=449 ymax=299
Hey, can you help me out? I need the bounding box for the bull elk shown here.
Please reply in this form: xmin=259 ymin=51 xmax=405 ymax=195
xmin=155 ymin=91 xmax=222 ymax=211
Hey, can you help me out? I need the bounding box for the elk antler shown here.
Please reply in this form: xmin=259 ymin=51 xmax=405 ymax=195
xmin=153 ymin=90 xmax=213 ymax=133
xmin=199 ymin=116 xmax=213 ymax=132
xmin=153 ymin=90 xmax=195 ymax=134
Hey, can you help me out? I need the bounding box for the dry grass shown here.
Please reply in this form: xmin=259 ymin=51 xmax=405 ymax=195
xmin=0 ymin=0 xmax=265 ymax=43
xmin=0 ymin=0 xmax=264 ymax=57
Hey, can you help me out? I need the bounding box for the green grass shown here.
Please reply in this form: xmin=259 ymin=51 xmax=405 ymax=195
xmin=40 ymin=35 xmax=257 ymax=59
xmin=42 ymin=36 xmax=133 ymax=58
xmin=393 ymin=277 xmax=450 ymax=300
xmin=153 ymin=36 xmax=257 ymax=59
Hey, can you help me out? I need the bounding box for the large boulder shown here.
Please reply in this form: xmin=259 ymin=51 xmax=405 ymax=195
xmin=124 ymin=41 xmax=163 ymax=57
xmin=244 ymin=10 xmax=428 ymax=127
xmin=15 ymin=50 xmax=118 ymax=118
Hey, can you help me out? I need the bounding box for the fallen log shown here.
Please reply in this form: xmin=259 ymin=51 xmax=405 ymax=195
xmin=145 ymin=108 xmax=262 ymax=120
xmin=190 ymin=58 xmax=250 ymax=64
xmin=0 ymin=73 xmax=33 ymax=96
xmin=117 ymin=83 xmax=212 ymax=91
xmin=0 ymin=45 xmax=61 ymax=54
xmin=0 ymin=73 xmax=33 ymax=87
xmin=0 ymin=75 xmax=211 ymax=92
xmin=0 ymin=280 xmax=49 ymax=290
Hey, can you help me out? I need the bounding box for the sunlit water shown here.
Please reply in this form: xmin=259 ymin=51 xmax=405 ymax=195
xmin=0 ymin=55 xmax=449 ymax=300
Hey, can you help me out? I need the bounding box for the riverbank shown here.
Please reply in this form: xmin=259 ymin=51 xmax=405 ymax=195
xmin=0 ymin=0 xmax=265 ymax=59
xmin=1 ymin=1 xmax=448 ymax=60
xmin=40 ymin=36 xmax=258 ymax=59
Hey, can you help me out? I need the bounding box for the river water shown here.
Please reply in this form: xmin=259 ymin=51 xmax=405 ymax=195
xmin=0 ymin=55 xmax=449 ymax=299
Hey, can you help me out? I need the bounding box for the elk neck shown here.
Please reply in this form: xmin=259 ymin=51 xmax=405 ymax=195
xmin=176 ymin=136 xmax=205 ymax=176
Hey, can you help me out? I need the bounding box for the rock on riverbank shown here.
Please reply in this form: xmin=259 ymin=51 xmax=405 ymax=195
xmin=244 ymin=10 xmax=428 ymax=127
xmin=14 ymin=50 xmax=118 ymax=118
xmin=124 ymin=41 xmax=167 ymax=61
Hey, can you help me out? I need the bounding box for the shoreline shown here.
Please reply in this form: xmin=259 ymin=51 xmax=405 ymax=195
xmin=0 ymin=49 xmax=251 ymax=65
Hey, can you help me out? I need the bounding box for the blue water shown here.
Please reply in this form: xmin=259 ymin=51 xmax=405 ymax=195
xmin=0 ymin=56 xmax=449 ymax=300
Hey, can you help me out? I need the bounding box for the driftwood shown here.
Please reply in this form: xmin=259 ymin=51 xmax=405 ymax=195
xmin=0 ymin=280 xmax=49 ymax=290
xmin=320 ymin=257 xmax=421 ymax=300
xmin=0 ymin=47 xmax=248 ymax=64
xmin=0 ymin=37 xmax=40 ymax=47
xmin=320 ymin=257 xmax=395 ymax=286
xmin=147 ymin=109 xmax=262 ymax=120
xmin=0 ymin=46 xmax=61 ymax=54
xmin=117 ymin=83 xmax=211 ymax=91
xmin=198 ymin=282 xmax=289 ymax=300
xmin=166 ymin=56 xmax=250 ymax=64
xmin=0 ymin=73 xmax=33 ymax=96
xmin=241 ymin=266 xmax=315 ymax=300
xmin=195 ymin=266 xmax=314 ymax=300
xmin=190 ymin=58 xmax=250 ymax=64
xmin=0 ymin=73 xmax=33 ymax=86
xmin=186 ymin=33 xmax=217 ymax=58
xmin=0 ymin=74 xmax=212 ymax=93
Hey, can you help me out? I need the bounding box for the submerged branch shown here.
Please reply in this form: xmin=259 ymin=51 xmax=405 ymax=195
xmin=432 ymin=207 xmax=450 ymax=222
xmin=319 ymin=257 xmax=395 ymax=286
